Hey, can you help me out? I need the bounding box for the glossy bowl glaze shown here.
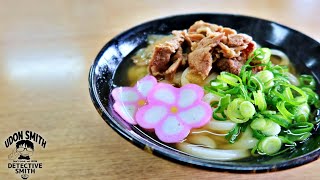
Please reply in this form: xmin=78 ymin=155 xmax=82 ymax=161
xmin=88 ymin=13 xmax=320 ymax=172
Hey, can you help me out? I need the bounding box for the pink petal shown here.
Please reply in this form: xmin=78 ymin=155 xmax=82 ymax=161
xmin=135 ymin=75 xmax=158 ymax=97
xmin=177 ymin=84 xmax=204 ymax=108
xmin=111 ymin=87 xmax=140 ymax=103
xmin=155 ymin=116 xmax=189 ymax=143
xmin=136 ymin=104 xmax=168 ymax=129
xmin=113 ymin=102 xmax=138 ymax=125
xmin=148 ymin=83 xmax=177 ymax=105
xmin=178 ymin=102 xmax=212 ymax=128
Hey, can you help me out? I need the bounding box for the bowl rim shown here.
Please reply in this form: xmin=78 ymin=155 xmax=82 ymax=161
xmin=88 ymin=13 xmax=320 ymax=173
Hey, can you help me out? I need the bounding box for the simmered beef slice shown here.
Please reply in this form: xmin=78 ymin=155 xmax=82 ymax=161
xmin=241 ymin=41 xmax=255 ymax=60
xmin=217 ymin=34 xmax=254 ymax=59
xmin=187 ymin=20 xmax=258 ymax=77
xmin=148 ymin=30 xmax=185 ymax=76
xmin=216 ymin=58 xmax=243 ymax=75
xmin=189 ymin=21 xmax=237 ymax=37
xmin=218 ymin=42 xmax=240 ymax=58
xmin=188 ymin=47 xmax=213 ymax=78
xmin=148 ymin=20 xmax=257 ymax=81
xmin=189 ymin=20 xmax=223 ymax=34
xmin=165 ymin=58 xmax=183 ymax=81
xmin=188 ymin=34 xmax=223 ymax=79
xmin=197 ymin=33 xmax=223 ymax=49
xmin=149 ymin=45 xmax=173 ymax=76
xmin=215 ymin=41 xmax=256 ymax=75
xmin=227 ymin=34 xmax=252 ymax=47
xmin=165 ymin=46 xmax=183 ymax=81
xmin=188 ymin=33 xmax=205 ymax=42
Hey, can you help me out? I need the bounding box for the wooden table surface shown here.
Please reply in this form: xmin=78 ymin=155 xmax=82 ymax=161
xmin=0 ymin=0 xmax=319 ymax=179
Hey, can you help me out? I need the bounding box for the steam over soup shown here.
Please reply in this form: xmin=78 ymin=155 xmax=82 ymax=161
xmin=111 ymin=20 xmax=320 ymax=161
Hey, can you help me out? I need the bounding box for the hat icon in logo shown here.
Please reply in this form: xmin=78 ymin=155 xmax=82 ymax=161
xmin=21 ymin=174 xmax=29 ymax=179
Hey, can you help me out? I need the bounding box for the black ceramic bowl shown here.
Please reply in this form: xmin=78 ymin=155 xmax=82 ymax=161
xmin=89 ymin=13 xmax=320 ymax=172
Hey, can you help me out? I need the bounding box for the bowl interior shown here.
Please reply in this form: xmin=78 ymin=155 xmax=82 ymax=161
xmin=89 ymin=13 xmax=320 ymax=172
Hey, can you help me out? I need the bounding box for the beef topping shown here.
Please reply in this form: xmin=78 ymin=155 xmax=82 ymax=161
xmin=149 ymin=30 xmax=185 ymax=76
xmin=188 ymin=34 xmax=223 ymax=79
xmin=146 ymin=20 xmax=257 ymax=82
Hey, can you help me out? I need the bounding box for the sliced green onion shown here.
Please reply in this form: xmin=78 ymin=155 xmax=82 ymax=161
xmin=285 ymin=132 xmax=312 ymax=142
xmin=225 ymin=123 xmax=249 ymax=144
xmin=212 ymin=94 xmax=231 ymax=121
xmin=210 ymin=80 xmax=228 ymax=90
xmin=248 ymin=76 xmax=264 ymax=91
xmin=250 ymin=118 xmax=266 ymax=131
xmin=225 ymin=124 xmax=241 ymax=144
xmin=252 ymin=48 xmax=271 ymax=64
xmin=264 ymin=114 xmax=290 ymax=128
xmin=217 ymin=72 xmax=241 ymax=86
xmin=268 ymin=65 xmax=288 ymax=75
xmin=239 ymin=85 xmax=250 ymax=100
xmin=224 ymin=87 xmax=240 ymax=95
xmin=241 ymin=70 xmax=252 ymax=85
xmin=204 ymin=47 xmax=320 ymax=157
xmin=301 ymin=87 xmax=319 ymax=106
xmin=278 ymin=136 xmax=296 ymax=146
xmin=283 ymin=87 xmax=294 ymax=100
xmin=204 ymin=86 xmax=225 ymax=97
xmin=258 ymin=136 xmax=282 ymax=155
xmin=255 ymin=70 xmax=274 ymax=84
xmin=264 ymin=80 xmax=275 ymax=89
xmin=289 ymin=122 xmax=314 ymax=135
xmin=252 ymin=129 xmax=266 ymax=140
xmin=299 ymin=75 xmax=316 ymax=90
xmin=226 ymin=98 xmax=250 ymax=123
xmin=261 ymin=110 xmax=277 ymax=115
xmin=212 ymin=111 xmax=227 ymax=121
xmin=253 ymin=90 xmax=267 ymax=111
xmin=239 ymin=101 xmax=256 ymax=119
xmin=261 ymin=120 xmax=281 ymax=136
xmin=271 ymin=83 xmax=307 ymax=106
xmin=276 ymin=101 xmax=294 ymax=120
xmin=294 ymin=103 xmax=310 ymax=122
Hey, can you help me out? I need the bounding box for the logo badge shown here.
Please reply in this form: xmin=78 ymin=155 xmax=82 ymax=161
xmin=5 ymin=130 xmax=46 ymax=179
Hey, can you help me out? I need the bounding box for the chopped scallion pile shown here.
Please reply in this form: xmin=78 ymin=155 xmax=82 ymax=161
xmin=205 ymin=47 xmax=319 ymax=156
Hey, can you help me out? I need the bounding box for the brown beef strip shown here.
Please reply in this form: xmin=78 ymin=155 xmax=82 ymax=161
xmin=189 ymin=20 xmax=223 ymax=34
xmin=181 ymin=53 xmax=188 ymax=66
xmin=165 ymin=46 xmax=183 ymax=81
xmin=149 ymin=20 xmax=257 ymax=80
xmin=188 ymin=33 xmax=205 ymax=42
xmin=188 ymin=34 xmax=223 ymax=79
xmin=181 ymin=30 xmax=192 ymax=46
xmin=149 ymin=45 xmax=173 ymax=76
xmin=222 ymin=27 xmax=237 ymax=36
xmin=216 ymin=58 xmax=243 ymax=75
xmin=188 ymin=47 xmax=213 ymax=78
xmin=148 ymin=30 xmax=185 ymax=76
xmin=215 ymin=41 xmax=256 ymax=75
xmin=218 ymin=42 xmax=239 ymax=58
xmin=172 ymin=46 xmax=183 ymax=61
xmin=242 ymin=41 xmax=256 ymax=59
xmin=228 ymin=34 xmax=252 ymax=47
xmin=165 ymin=58 xmax=183 ymax=81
